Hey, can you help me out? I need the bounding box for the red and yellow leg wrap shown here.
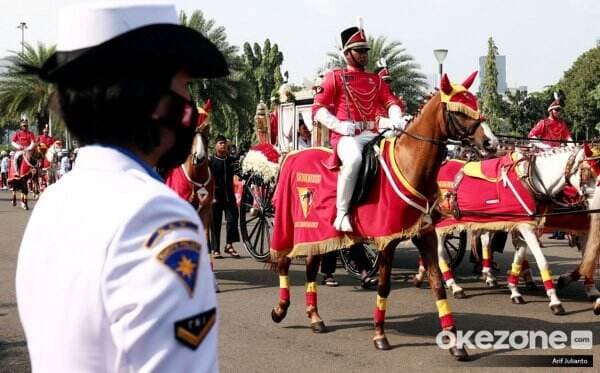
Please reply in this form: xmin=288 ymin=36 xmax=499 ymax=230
xmin=541 ymin=268 xmax=554 ymax=291
xmin=482 ymin=245 xmax=491 ymax=269
xmin=436 ymin=299 xmax=455 ymax=329
xmin=439 ymin=258 xmax=454 ymax=282
xmin=305 ymin=281 xmax=317 ymax=307
xmin=279 ymin=275 xmax=290 ymax=302
xmin=508 ymin=263 xmax=521 ymax=286
xmin=374 ymin=295 xmax=387 ymax=325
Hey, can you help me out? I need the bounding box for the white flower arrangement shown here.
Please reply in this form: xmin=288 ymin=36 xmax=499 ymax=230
xmin=241 ymin=150 xmax=279 ymax=182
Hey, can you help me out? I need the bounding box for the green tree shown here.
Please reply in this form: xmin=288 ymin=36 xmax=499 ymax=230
xmin=503 ymin=89 xmax=548 ymax=135
xmin=325 ymin=35 xmax=427 ymax=114
xmin=0 ymin=42 xmax=56 ymax=133
xmin=480 ymin=37 xmax=504 ymax=131
xmin=556 ymin=46 xmax=600 ymax=139
xmin=242 ymin=39 xmax=284 ymax=105
xmin=180 ymin=10 xmax=255 ymax=147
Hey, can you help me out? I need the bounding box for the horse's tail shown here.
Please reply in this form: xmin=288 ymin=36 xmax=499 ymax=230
xmin=579 ymin=191 xmax=600 ymax=278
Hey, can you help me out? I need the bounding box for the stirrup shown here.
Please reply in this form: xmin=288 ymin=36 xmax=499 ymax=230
xmin=333 ymin=213 xmax=353 ymax=232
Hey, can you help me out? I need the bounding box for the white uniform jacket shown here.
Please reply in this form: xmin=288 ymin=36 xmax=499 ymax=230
xmin=16 ymin=145 xmax=218 ymax=372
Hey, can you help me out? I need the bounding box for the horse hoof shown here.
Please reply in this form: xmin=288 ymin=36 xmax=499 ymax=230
xmin=593 ymin=305 xmax=600 ymax=316
xmin=271 ymin=307 xmax=287 ymax=323
xmin=511 ymin=296 xmax=526 ymax=304
xmin=525 ymin=282 xmax=538 ymax=291
xmin=550 ymin=304 xmax=566 ymax=316
xmin=449 ymin=346 xmax=470 ymax=361
xmin=310 ymin=321 xmax=327 ymax=333
xmin=373 ymin=336 xmax=391 ymax=350
xmin=453 ymin=290 xmax=467 ymax=299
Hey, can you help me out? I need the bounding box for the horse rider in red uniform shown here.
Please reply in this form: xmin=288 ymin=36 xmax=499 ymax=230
xmin=11 ymin=119 xmax=36 ymax=176
xmin=528 ymin=95 xmax=572 ymax=148
xmin=37 ymin=124 xmax=55 ymax=148
xmin=312 ymin=21 xmax=405 ymax=232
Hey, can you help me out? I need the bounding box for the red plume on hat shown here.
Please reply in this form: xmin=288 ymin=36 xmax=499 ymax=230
xmin=548 ymin=92 xmax=561 ymax=112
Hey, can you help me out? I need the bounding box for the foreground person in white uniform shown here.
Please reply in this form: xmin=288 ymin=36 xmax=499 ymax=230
xmin=15 ymin=2 xmax=228 ymax=372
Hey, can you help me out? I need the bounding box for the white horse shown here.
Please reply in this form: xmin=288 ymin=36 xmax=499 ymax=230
xmin=426 ymin=146 xmax=593 ymax=315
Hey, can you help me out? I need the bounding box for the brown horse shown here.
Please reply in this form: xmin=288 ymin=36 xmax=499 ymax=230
xmin=165 ymin=104 xmax=214 ymax=244
xmin=269 ymin=72 xmax=497 ymax=360
xmin=8 ymin=146 xmax=43 ymax=210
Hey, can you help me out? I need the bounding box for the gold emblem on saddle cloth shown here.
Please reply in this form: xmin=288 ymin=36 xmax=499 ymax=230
xmin=297 ymin=187 xmax=315 ymax=218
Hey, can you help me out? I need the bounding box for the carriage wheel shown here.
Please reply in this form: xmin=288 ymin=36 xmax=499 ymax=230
xmin=339 ymin=242 xmax=379 ymax=280
xmin=239 ymin=175 xmax=275 ymax=262
xmin=445 ymin=231 xmax=467 ymax=269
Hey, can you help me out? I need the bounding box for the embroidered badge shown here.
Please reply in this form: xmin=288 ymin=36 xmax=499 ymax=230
xmin=157 ymin=240 xmax=202 ymax=296
xmin=145 ymin=221 xmax=199 ymax=248
xmin=174 ymin=307 xmax=217 ymax=350
xmin=297 ymin=187 xmax=314 ymax=218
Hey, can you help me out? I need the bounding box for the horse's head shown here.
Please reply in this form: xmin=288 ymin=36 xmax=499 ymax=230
xmin=439 ymin=72 xmax=498 ymax=156
xmin=190 ymin=100 xmax=212 ymax=166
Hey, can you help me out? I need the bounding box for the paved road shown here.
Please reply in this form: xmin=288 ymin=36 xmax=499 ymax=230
xmin=1 ymin=189 xmax=598 ymax=372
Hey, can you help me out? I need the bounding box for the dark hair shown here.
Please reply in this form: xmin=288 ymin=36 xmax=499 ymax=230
xmin=215 ymin=135 xmax=227 ymax=143
xmin=52 ymin=72 xmax=173 ymax=153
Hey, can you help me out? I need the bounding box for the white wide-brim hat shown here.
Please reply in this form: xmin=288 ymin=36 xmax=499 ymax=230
xmin=35 ymin=1 xmax=227 ymax=85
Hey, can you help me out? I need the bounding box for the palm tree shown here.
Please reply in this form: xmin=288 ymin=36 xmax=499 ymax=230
xmin=0 ymin=42 xmax=56 ymax=133
xmin=324 ymin=35 xmax=428 ymax=113
xmin=180 ymin=10 xmax=255 ymax=147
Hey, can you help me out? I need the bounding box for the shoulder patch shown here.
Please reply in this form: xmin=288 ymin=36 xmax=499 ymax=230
xmin=145 ymin=220 xmax=199 ymax=249
xmin=157 ymin=240 xmax=202 ymax=297
xmin=175 ymin=307 xmax=216 ymax=350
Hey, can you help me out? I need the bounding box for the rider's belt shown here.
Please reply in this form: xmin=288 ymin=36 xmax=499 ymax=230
xmin=355 ymin=121 xmax=377 ymax=131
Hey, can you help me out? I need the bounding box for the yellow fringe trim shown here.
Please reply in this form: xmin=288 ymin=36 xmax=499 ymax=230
xmin=279 ymin=276 xmax=290 ymax=289
xmin=436 ymin=220 xmax=539 ymax=236
xmin=376 ymin=295 xmax=387 ymax=311
xmin=446 ymin=101 xmax=480 ymax=120
xmin=482 ymin=247 xmax=490 ymax=259
xmin=306 ymin=282 xmax=317 ymax=292
xmin=272 ymin=218 xmax=427 ymax=259
xmin=436 ymin=299 xmax=452 ymax=318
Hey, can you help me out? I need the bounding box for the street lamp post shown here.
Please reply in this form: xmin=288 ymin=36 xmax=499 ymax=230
xmin=17 ymin=22 xmax=27 ymax=54
xmin=433 ymin=49 xmax=448 ymax=87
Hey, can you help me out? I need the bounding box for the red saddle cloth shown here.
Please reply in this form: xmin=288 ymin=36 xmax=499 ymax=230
xmin=271 ymin=138 xmax=430 ymax=258
xmin=436 ymin=153 xmax=537 ymax=231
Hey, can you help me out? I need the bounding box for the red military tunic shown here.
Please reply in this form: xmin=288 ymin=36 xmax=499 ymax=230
xmin=12 ymin=129 xmax=35 ymax=149
xmin=528 ymin=118 xmax=572 ymax=147
xmin=313 ymin=68 xmax=399 ymax=148
xmin=37 ymin=134 xmax=55 ymax=147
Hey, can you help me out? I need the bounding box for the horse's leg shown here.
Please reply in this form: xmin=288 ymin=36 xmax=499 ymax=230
xmin=557 ymin=233 xmax=600 ymax=301
xmin=413 ymin=254 xmax=427 ymax=288
xmin=271 ymin=256 xmax=292 ymax=323
xmin=480 ymin=232 xmax=497 ymax=288
xmin=11 ymin=188 xmax=16 ymax=206
xmin=373 ymin=243 xmax=395 ymax=350
xmin=414 ymin=231 xmax=468 ymax=360
xmin=436 ymin=230 xmax=465 ymax=298
xmin=508 ymin=231 xmax=528 ymax=304
xmin=520 ymin=259 xmax=538 ymax=291
xmin=305 ymin=254 xmax=326 ymax=333
xmin=518 ymin=224 xmax=564 ymax=315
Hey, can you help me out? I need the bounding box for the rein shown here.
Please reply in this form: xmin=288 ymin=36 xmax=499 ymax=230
xmin=495 ymin=134 xmax=592 ymax=145
xmin=395 ymin=110 xmax=474 ymax=146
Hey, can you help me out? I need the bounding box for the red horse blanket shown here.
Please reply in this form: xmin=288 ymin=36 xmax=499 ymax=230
xmin=271 ymin=138 xmax=430 ymax=257
xmin=436 ymin=154 xmax=538 ymax=233
xmin=165 ymin=166 xmax=193 ymax=202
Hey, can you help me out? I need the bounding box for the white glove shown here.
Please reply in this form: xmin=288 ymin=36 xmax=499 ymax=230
xmin=314 ymin=107 xmax=355 ymax=136
xmin=378 ymin=115 xmax=410 ymax=132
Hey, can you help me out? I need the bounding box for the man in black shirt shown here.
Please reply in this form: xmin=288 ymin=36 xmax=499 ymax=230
xmin=210 ymin=135 xmax=241 ymax=258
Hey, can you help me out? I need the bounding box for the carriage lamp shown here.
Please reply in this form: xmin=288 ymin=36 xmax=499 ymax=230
xmin=433 ymin=49 xmax=448 ymax=86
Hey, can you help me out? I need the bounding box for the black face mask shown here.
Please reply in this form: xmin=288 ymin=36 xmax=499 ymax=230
xmin=155 ymin=91 xmax=200 ymax=170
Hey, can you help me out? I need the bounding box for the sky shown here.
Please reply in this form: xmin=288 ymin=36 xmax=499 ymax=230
xmin=1 ymin=0 xmax=599 ymax=92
